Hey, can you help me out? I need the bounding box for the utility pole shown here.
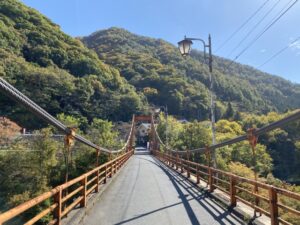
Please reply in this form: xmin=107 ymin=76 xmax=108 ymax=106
xmin=165 ymin=106 xmax=168 ymax=148
xmin=208 ymin=35 xmax=217 ymax=168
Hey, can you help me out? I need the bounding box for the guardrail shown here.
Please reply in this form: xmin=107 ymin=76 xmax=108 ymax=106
xmin=0 ymin=150 xmax=133 ymax=225
xmin=154 ymin=151 xmax=300 ymax=225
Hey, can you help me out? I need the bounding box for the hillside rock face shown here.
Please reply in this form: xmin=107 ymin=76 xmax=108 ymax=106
xmin=82 ymin=27 xmax=300 ymax=119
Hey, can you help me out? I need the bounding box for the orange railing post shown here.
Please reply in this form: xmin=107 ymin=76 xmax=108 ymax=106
xmin=269 ymin=186 xmax=279 ymax=225
xmin=209 ymin=168 xmax=214 ymax=192
xmin=95 ymin=169 xmax=99 ymax=193
xmin=180 ymin=156 xmax=184 ymax=173
xmin=114 ymin=160 xmax=116 ymax=173
xmin=104 ymin=165 xmax=107 ymax=183
xmin=230 ymin=175 xmax=237 ymax=207
xmin=110 ymin=162 xmax=113 ymax=177
xmin=187 ymin=150 xmax=191 ymax=178
xmin=54 ymin=188 xmax=62 ymax=225
xmin=80 ymin=176 xmax=87 ymax=208
xmin=196 ymin=164 xmax=200 ymax=184
xmin=196 ymin=165 xmax=200 ymax=184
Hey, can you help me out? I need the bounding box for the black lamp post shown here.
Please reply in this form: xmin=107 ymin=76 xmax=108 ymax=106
xmin=178 ymin=35 xmax=216 ymax=168
xmin=178 ymin=35 xmax=213 ymax=72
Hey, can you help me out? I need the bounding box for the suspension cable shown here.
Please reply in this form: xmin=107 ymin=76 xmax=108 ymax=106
xmin=0 ymin=77 xmax=133 ymax=154
xmin=153 ymin=110 xmax=300 ymax=154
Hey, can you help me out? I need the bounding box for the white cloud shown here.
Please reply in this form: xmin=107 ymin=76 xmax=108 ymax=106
xmin=288 ymin=38 xmax=300 ymax=56
xmin=260 ymin=49 xmax=267 ymax=53
xmin=289 ymin=40 xmax=300 ymax=50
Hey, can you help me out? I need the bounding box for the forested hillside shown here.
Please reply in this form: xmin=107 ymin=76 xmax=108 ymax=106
xmin=1 ymin=0 xmax=299 ymax=128
xmin=82 ymin=27 xmax=300 ymax=119
xmin=0 ymin=0 xmax=144 ymax=129
xmin=0 ymin=2 xmax=299 ymax=223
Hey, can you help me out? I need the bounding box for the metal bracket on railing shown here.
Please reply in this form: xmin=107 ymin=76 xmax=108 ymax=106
xmin=247 ymin=128 xmax=258 ymax=148
xmin=186 ymin=149 xmax=190 ymax=160
xmin=247 ymin=128 xmax=261 ymax=217
xmin=176 ymin=152 xmax=179 ymax=170
xmin=186 ymin=150 xmax=191 ymax=178
xmin=64 ymin=127 xmax=76 ymax=149
xmin=64 ymin=127 xmax=77 ymax=183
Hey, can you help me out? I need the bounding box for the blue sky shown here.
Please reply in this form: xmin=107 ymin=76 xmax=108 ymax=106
xmin=21 ymin=0 xmax=300 ymax=83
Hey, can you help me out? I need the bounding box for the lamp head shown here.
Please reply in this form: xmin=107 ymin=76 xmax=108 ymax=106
xmin=178 ymin=37 xmax=193 ymax=56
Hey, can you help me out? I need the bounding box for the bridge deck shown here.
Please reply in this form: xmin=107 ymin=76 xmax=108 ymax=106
xmin=83 ymin=154 xmax=244 ymax=225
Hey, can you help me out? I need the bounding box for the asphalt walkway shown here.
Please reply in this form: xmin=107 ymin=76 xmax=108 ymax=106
xmin=82 ymin=154 xmax=245 ymax=225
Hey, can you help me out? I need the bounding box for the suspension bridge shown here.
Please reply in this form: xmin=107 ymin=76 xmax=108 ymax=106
xmin=0 ymin=77 xmax=300 ymax=225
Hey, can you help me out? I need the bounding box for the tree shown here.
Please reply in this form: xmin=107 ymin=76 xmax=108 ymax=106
xmin=156 ymin=114 xmax=183 ymax=149
xmin=180 ymin=122 xmax=211 ymax=150
xmin=0 ymin=128 xmax=58 ymax=223
xmin=87 ymin=118 xmax=120 ymax=148
xmin=223 ymin=102 xmax=234 ymax=120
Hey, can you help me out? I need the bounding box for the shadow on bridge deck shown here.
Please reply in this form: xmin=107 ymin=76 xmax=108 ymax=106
xmin=81 ymin=155 xmax=245 ymax=225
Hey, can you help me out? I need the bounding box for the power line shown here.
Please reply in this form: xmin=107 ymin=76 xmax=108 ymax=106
xmin=227 ymin=0 xmax=282 ymax=58
xmin=225 ymin=0 xmax=298 ymax=72
xmin=233 ymin=0 xmax=298 ymax=62
xmin=258 ymin=36 xmax=300 ymax=68
xmin=215 ymin=0 xmax=271 ymax=53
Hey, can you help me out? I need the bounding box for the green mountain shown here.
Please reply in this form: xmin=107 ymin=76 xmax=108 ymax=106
xmin=1 ymin=0 xmax=299 ymax=129
xmin=0 ymin=0 xmax=144 ymax=128
xmin=82 ymin=27 xmax=300 ymax=119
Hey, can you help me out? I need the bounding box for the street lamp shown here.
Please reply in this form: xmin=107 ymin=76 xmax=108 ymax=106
xmin=178 ymin=38 xmax=193 ymax=56
xmin=178 ymin=34 xmax=216 ymax=168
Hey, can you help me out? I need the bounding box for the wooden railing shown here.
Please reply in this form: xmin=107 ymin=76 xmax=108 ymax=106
xmin=0 ymin=150 xmax=133 ymax=225
xmin=154 ymin=151 xmax=300 ymax=225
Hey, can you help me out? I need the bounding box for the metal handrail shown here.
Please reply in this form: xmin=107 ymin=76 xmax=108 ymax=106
xmin=154 ymin=151 xmax=300 ymax=225
xmin=0 ymin=150 xmax=134 ymax=224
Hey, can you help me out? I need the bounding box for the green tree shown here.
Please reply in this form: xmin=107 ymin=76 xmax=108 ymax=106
xmin=180 ymin=122 xmax=211 ymax=150
xmin=156 ymin=114 xmax=183 ymax=149
xmin=87 ymin=118 xmax=120 ymax=148
xmin=223 ymin=102 xmax=235 ymax=120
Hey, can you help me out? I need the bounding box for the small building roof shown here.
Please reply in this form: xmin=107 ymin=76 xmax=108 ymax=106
xmin=138 ymin=123 xmax=151 ymax=129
